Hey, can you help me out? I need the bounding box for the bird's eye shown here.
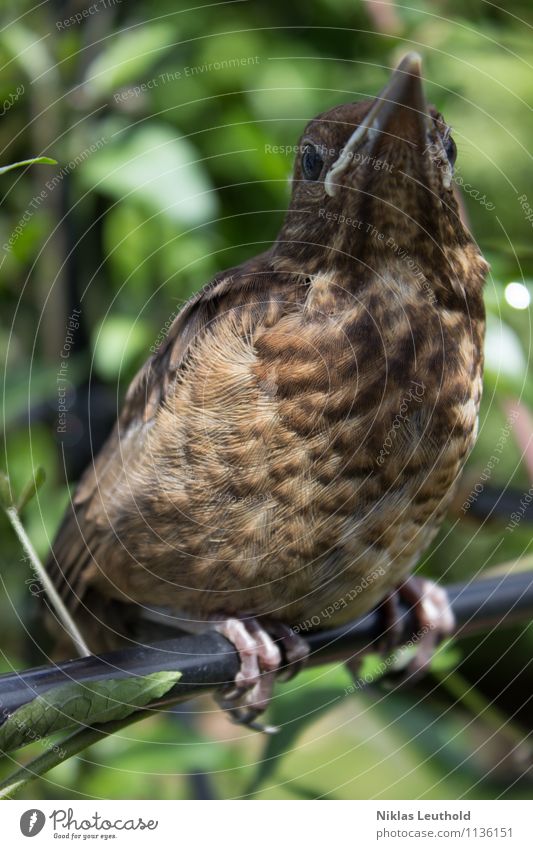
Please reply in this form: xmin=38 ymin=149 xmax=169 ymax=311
xmin=301 ymin=144 xmax=324 ymax=181
xmin=443 ymin=135 xmax=457 ymax=167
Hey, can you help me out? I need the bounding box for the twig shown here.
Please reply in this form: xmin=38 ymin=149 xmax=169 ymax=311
xmin=4 ymin=506 xmax=89 ymax=657
xmin=0 ymin=710 xmax=150 ymax=799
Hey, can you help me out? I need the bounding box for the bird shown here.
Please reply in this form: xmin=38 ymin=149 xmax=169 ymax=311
xmin=46 ymin=53 xmax=488 ymax=727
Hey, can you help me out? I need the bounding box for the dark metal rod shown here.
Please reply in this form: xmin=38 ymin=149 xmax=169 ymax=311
xmin=1 ymin=571 xmax=532 ymax=735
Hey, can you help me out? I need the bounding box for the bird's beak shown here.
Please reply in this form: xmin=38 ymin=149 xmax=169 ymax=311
xmin=325 ymin=53 xmax=432 ymax=197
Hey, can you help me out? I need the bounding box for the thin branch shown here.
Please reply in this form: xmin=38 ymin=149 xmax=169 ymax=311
xmin=4 ymin=506 xmax=89 ymax=657
xmin=0 ymin=710 xmax=150 ymax=799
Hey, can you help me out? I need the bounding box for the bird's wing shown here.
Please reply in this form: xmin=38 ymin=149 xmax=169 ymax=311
xmin=46 ymin=264 xmax=274 ymax=615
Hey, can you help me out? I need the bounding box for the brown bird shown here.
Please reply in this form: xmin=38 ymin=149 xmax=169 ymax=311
xmin=47 ymin=54 xmax=488 ymax=726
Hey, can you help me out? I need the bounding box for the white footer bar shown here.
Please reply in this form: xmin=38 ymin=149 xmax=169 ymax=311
xmin=3 ymin=799 xmax=531 ymax=848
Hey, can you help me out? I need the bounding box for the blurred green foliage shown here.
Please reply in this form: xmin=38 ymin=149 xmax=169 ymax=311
xmin=1 ymin=0 xmax=533 ymax=800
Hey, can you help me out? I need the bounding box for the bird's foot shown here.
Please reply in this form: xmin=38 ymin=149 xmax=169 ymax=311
xmin=266 ymin=620 xmax=310 ymax=681
xmin=214 ymin=617 xmax=309 ymax=732
xmin=346 ymin=576 xmax=455 ymax=688
xmin=381 ymin=575 xmax=455 ymax=679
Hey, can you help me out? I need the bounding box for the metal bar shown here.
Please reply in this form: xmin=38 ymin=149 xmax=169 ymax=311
xmin=0 ymin=571 xmax=532 ymax=734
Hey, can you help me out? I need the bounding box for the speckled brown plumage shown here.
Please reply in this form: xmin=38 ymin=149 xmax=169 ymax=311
xmin=47 ymin=55 xmax=488 ymax=655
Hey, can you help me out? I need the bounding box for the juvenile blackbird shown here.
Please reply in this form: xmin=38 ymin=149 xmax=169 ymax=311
xmin=47 ymin=54 xmax=488 ymax=724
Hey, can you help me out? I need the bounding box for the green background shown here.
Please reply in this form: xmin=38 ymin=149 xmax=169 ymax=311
xmin=1 ymin=0 xmax=533 ymax=799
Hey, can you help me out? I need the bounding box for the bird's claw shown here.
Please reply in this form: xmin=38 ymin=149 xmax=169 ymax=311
xmin=214 ymin=616 xmax=309 ymax=731
xmin=346 ymin=576 xmax=455 ymax=689
xmin=382 ymin=575 xmax=455 ymax=682
xmin=226 ymin=705 xmax=280 ymax=735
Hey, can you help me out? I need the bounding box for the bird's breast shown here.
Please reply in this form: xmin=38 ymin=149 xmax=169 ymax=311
xmin=99 ymin=270 xmax=484 ymax=627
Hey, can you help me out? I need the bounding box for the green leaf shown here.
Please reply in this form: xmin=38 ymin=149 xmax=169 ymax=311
xmin=16 ymin=467 xmax=46 ymax=513
xmin=80 ymin=121 xmax=217 ymax=225
xmin=0 ymin=23 xmax=54 ymax=80
xmin=0 ymin=157 xmax=57 ymax=176
xmin=0 ymin=671 xmax=181 ymax=753
xmin=91 ymin=315 xmax=152 ymax=380
xmin=83 ymin=24 xmax=175 ymax=99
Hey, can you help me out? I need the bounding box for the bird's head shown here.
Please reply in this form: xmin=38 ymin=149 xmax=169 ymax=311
xmin=275 ymin=53 xmax=486 ymax=300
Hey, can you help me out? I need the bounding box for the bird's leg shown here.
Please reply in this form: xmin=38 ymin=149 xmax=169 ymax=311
xmin=264 ymin=620 xmax=310 ymax=681
xmin=376 ymin=590 xmax=405 ymax=655
xmin=381 ymin=575 xmax=455 ymax=677
xmin=398 ymin=575 xmax=455 ymax=672
xmin=214 ymin=617 xmax=309 ymax=732
xmin=345 ymin=576 xmax=455 ymax=688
